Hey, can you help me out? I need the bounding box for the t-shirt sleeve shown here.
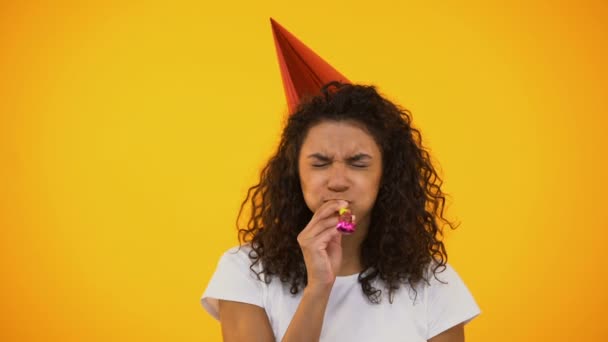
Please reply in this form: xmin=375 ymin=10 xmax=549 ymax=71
xmin=200 ymin=246 xmax=265 ymax=321
xmin=426 ymin=263 xmax=481 ymax=339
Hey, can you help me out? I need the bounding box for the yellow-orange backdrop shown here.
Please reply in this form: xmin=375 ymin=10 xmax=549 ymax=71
xmin=1 ymin=1 xmax=607 ymax=341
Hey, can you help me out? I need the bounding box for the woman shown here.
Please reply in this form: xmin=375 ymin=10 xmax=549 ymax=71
xmin=201 ymin=82 xmax=481 ymax=342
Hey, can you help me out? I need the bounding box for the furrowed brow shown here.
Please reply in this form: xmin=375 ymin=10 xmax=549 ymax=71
xmin=307 ymin=153 xmax=332 ymax=162
xmin=346 ymin=153 xmax=372 ymax=162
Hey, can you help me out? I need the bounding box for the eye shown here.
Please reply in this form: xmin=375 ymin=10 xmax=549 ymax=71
xmin=312 ymin=163 xmax=329 ymax=168
xmin=351 ymin=163 xmax=369 ymax=168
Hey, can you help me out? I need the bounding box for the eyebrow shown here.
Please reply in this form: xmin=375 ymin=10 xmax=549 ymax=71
xmin=307 ymin=153 xmax=373 ymax=162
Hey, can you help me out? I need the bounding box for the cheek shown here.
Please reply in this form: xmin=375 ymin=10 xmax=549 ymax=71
xmin=357 ymin=173 xmax=382 ymax=206
xmin=299 ymin=172 xmax=321 ymax=210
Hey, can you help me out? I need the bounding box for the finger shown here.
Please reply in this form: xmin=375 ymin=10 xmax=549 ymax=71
xmin=308 ymin=222 xmax=342 ymax=247
xmin=298 ymin=216 xmax=340 ymax=242
xmin=307 ymin=200 xmax=349 ymax=227
xmin=326 ymin=229 xmax=342 ymax=253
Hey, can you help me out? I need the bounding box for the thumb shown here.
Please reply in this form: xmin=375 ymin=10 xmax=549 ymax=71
xmin=328 ymin=229 xmax=342 ymax=250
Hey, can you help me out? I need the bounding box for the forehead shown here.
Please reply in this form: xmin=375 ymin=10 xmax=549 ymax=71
xmin=300 ymin=120 xmax=381 ymax=156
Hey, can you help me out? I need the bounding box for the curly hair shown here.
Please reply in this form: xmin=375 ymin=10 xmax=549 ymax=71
xmin=236 ymin=81 xmax=458 ymax=304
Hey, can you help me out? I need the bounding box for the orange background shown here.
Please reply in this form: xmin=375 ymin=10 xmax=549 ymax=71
xmin=1 ymin=1 xmax=607 ymax=341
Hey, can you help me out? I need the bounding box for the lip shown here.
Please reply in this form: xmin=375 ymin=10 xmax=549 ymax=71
xmin=323 ymin=199 xmax=351 ymax=203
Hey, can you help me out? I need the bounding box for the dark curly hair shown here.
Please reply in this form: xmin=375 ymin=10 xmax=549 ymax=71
xmin=236 ymin=81 xmax=458 ymax=304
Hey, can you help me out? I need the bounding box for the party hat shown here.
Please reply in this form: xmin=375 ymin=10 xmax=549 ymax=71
xmin=270 ymin=18 xmax=350 ymax=114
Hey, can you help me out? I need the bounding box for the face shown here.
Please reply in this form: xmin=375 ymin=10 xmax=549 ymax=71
xmin=298 ymin=120 xmax=383 ymax=229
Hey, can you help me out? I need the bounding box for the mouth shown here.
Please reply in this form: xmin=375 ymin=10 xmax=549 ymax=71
xmin=323 ymin=199 xmax=351 ymax=204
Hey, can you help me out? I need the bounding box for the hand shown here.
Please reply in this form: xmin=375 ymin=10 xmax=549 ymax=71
xmin=297 ymin=200 xmax=348 ymax=288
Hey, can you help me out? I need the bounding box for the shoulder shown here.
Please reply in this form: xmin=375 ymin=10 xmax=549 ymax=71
xmin=423 ymin=261 xmax=481 ymax=339
xmin=222 ymin=244 xmax=254 ymax=262
xmin=201 ymin=244 xmax=267 ymax=320
xmin=424 ymin=261 xmax=475 ymax=302
xmin=217 ymin=244 xmax=263 ymax=275
xmin=426 ymin=261 xmax=461 ymax=285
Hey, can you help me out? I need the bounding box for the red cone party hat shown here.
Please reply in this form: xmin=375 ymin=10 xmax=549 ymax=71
xmin=270 ymin=18 xmax=350 ymax=114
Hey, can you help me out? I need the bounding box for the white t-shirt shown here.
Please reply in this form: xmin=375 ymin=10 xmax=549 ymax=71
xmin=201 ymin=245 xmax=481 ymax=341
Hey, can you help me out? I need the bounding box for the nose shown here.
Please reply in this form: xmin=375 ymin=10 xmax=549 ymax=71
xmin=327 ymin=162 xmax=349 ymax=193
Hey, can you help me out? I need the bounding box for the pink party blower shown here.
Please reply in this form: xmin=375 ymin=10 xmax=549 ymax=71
xmin=336 ymin=208 xmax=356 ymax=234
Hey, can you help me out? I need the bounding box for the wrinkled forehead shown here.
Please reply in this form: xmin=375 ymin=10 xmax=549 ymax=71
xmin=299 ymin=120 xmax=381 ymax=158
